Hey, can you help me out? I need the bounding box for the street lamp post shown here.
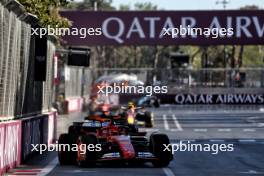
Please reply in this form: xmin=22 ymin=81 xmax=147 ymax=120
xmin=216 ymin=0 xmax=230 ymax=87
xmin=216 ymin=0 xmax=230 ymax=9
xmin=216 ymin=0 xmax=230 ymax=68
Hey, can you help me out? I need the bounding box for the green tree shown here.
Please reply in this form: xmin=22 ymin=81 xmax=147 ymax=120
xmin=18 ymin=0 xmax=71 ymax=27
xmin=63 ymin=0 xmax=115 ymax=69
xmin=119 ymin=4 xmax=130 ymax=11
xmin=66 ymin=0 xmax=114 ymax=10
xmin=134 ymin=2 xmax=157 ymax=10
xmin=236 ymin=5 xmax=262 ymax=68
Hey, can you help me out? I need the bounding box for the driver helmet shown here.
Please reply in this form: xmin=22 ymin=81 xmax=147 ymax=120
xmin=102 ymin=105 xmax=110 ymax=116
xmin=128 ymin=102 xmax=135 ymax=109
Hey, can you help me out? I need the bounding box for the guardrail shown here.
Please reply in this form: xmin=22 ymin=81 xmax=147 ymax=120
xmin=0 ymin=111 xmax=57 ymax=175
xmin=21 ymin=111 xmax=57 ymax=162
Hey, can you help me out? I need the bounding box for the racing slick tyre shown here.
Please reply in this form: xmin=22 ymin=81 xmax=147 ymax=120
xmin=58 ymin=133 xmax=78 ymax=165
xmin=149 ymin=133 xmax=173 ymax=167
xmin=68 ymin=125 xmax=77 ymax=135
xmin=77 ymin=134 xmax=98 ymax=167
xmin=144 ymin=111 xmax=154 ymax=128
xmin=153 ymin=99 xmax=160 ymax=108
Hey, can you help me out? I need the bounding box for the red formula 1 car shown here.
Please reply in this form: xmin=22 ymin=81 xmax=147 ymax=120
xmin=89 ymin=103 xmax=154 ymax=128
xmin=58 ymin=107 xmax=173 ymax=167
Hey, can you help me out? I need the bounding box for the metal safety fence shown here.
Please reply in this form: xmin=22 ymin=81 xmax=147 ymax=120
xmin=83 ymin=68 xmax=93 ymax=96
xmin=0 ymin=2 xmax=31 ymax=119
xmin=64 ymin=66 xmax=83 ymax=98
xmin=42 ymin=39 xmax=56 ymax=112
xmin=0 ymin=2 xmax=56 ymax=120
xmin=86 ymin=68 xmax=264 ymax=94
xmin=60 ymin=67 xmax=264 ymax=103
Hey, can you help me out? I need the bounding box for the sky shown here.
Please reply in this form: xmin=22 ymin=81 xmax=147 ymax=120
xmin=111 ymin=0 xmax=264 ymax=10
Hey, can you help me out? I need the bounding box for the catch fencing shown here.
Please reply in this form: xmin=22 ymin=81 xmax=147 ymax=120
xmin=0 ymin=2 xmax=31 ymax=120
xmin=62 ymin=67 xmax=264 ymax=104
xmin=42 ymin=39 xmax=56 ymax=112
xmin=65 ymin=66 xmax=83 ymax=98
xmin=88 ymin=68 xmax=264 ymax=89
xmin=0 ymin=1 xmax=56 ymax=121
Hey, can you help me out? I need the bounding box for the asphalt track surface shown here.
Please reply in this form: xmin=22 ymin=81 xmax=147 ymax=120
xmin=6 ymin=105 xmax=264 ymax=176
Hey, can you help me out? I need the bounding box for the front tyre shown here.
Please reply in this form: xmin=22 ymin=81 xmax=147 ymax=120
xmin=153 ymin=99 xmax=160 ymax=108
xmin=144 ymin=111 xmax=154 ymax=128
xmin=149 ymin=133 xmax=173 ymax=167
xmin=58 ymin=133 xmax=77 ymax=165
xmin=77 ymin=134 xmax=98 ymax=167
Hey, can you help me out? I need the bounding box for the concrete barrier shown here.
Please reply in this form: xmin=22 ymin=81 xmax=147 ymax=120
xmin=21 ymin=111 xmax=57 ymax=162
xmin=46 ymin=110 xmax=57 ymax=145
xmin=64 ymin=97 xmax=83 ymax=114
xmin=0 ymin=121 xmax=22 ymax=176
xmin=0 ymin=110 xmax=57 ymax=175
xmin=21 ymin=115 xmax=45 ymax=162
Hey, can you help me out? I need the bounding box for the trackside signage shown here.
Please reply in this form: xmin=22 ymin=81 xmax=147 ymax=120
xmin=0 ymin=121 xmax=21 ymax=175
xmin=174 ymin=94 xmax=264 ymax=104
xmin=60 ymin=10 xmax=264 ymax=45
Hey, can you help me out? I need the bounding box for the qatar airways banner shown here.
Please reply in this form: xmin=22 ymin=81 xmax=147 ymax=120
xmin=174 ymin=94 xmax=264 ymax=104
xmin=60 ymin=10 xmax=264 ymax=45
xmin=119 ymin=93 xmax=264 ymax=104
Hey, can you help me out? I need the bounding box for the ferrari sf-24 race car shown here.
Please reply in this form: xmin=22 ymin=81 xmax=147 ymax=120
xmin=58 ymin=106 xmax=173 ymax=167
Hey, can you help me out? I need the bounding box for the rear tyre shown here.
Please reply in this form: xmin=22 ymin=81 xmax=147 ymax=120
xmin=68 ymin=125 xmax=76 ymax=135
xmin=77 ymin=134 xmax=98 ymax=167
xmin=149 ymin=133 xmax=173 ymax=167
xmin=153 ymin=99 xmax=160 ymax=108
xmin=144 ymin=112 xmax=154 ymax=128
xmin=58 ymin=133 xmax=77 ymax=165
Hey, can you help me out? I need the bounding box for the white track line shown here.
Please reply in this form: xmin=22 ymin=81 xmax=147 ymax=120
xmin=243 ymin=128 xmax=256 ymax=132
xmin=210 ymin=139 xmax=225 ymax=142
xmin=38 ymin=158 xmax=58 ymax=176
xmin=163 ymin=168 xmax=175 ymax=176
xmin=239 ymin=139 xmax=256 ymax=143
xmin=194 ymin=128 xmax=208 ymax=132
xmin=239 ymin=170 xmax=264 ymax=174
xmin=258 ymin=123 xmax=264 ymax=127
xmin=141 ymin=128 xmax=159 ymax=132
xmin=172 ymin=114 xmax=183 ymax=131
xmin=218 ymin=128 xmax=231 ymax=132
xmin=163 ymin=115 xmax=170 ymax=130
